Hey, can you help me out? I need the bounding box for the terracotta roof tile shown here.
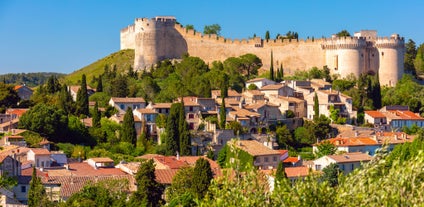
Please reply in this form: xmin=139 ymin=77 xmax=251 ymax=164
xmin=110 ymin=97 xmax=145 ymax=103
xmin=152 ymin=103 xmax=172 ymax=108
xmin=283 ymin=157 xmax=300 ymax=163
xmin=284 ymin=166 xmax=310 ymax=178
xmin=136 ymin=108 xmax=158 ymax=114
xmin=155 ymin=169 xmax=179 ymax=184
xmin=365 ymin=110 xmax=385 ymax=118
xmin=327 ymin=152 xmax=372 ymax=163
xmin=231 ymin=140 xmax=280 ymax=156
xmin=260 ymin=84 xmax=284 ymax=90
xmin=6 ymin=108 xmax=29 ymax=117
xmin=30 ymin=148 xmax=51 ymax=155
xmin=88 ymin=157 xmax=114 ymax=163
xmin=246 ymin=78 xmax=267 ymax=83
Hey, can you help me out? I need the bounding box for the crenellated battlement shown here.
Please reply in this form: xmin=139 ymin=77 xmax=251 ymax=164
xmin=122 ymin=17 xmax=405 ymax=86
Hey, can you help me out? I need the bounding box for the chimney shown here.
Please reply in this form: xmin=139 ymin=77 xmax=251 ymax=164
xmin=354 ymin=131 xmax=358 ymax=137
xmin=176 ymin=151 xmax=180 ymax=160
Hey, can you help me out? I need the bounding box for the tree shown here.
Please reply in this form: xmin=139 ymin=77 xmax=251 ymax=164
xmin=92 ymin=101 xmax=101 ymax=128
xmin=294 ymin=126 xmax=315 ymax=145
xmin=76 ymin=74 xmax=89 ymax=116
xmin=111 ymin=74 xmax=128 ymax=97
xmin=270 ymin=50 xmax=275 ymax=81
xmin=315 ymin=140 xmax=337 ymax=158
xmin=178 ymin=102 xmax=191 ymax=156
xmin=265 ymin=30 xmax=270 ymax=42
xmin=321 ymin=163 xmax=341 ymax=187
xmin=414 ymin=43 xmax=424 ymax=75
xmin=166 ymin=166 xmax=195 ymax=203
xmin=28 ymin=167 xmax=50 ymax=207
xmin=247 ymin=84 xmax=258 ymax=90
xmin=19 ymin=103 xmax=68 ymax=142
xmin=313 ymin=92 xmax=319 ymax=120
xmin=203 ymin=24 xmax=221 ymax=36
xmin=276 ymin=125 xmax=293 ymax=148
xmin=121 ymin=107 xmax=137 ymax=146
xmin=96 ymin=75 xmax=103 ymax=92
xmin=128 ymin=159 xmax=163 ymax=207
xmin=336 ymin=30 xmax=351 ymax=37
xmin=219 ymin=97 xmax=226 ymax=129
xmin=0 ymin=82 xmax=20 ymax=109
xmin=239 ymin=53 xmax=262 ymax=80
xmin=45 ymin=75 xmax=61 ymax=94
xmin=192 ymin=158 xmax=213 ymax=199
xmin=185 ymin=24 xmax=194 ymax=32
xmin=165 ymin=103 xmax=182 ymax=155
xmin=404 ymin=39 xmax=417 ymax=75
xmin=58 ymin=84 xmax=74 ymax=114
xmin=275 ymin=161 xmax=287 ymax=184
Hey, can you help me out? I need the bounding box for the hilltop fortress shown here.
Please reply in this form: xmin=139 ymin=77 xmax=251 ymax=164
xmin=120 ymin=16 xmax=405 ymax=86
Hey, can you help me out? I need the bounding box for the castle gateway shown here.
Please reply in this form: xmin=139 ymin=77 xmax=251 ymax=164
xmin=121 ymin=16 xmax=405 ymax=86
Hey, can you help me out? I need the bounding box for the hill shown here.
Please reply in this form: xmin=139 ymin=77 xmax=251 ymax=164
xmin=65 ymin=49 xmax=134 ymax=85
xmin=0 ymin=72 xmax=66 ymax=87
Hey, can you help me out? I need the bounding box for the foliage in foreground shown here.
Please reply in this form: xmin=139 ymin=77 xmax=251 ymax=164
xmin=197 ymin=146 xmax=424 ymax=206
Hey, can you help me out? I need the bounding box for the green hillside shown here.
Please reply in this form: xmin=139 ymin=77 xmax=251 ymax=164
xmin=65 ymin=49 xmax=134 ymax=85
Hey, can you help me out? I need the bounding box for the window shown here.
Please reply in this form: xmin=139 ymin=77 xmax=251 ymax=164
xmin=189 ymin=123 xmax=194 ymax=130
xmin=315 ymin=164 xmax=321 ymax=170
xmin=340 ymin=164 xmax=345 ymax=171
xmin=21 ymin=186 xmax=26 ymax=193
xmin=351 ymin=163 xmax=354 ymax=170
xmin=273 ymin=156 xmax=277 ymax=162
xmin=133 ymin=104 xmax=140 ymax=109
xmin=264 ymin=157 xmax=269 ymax=163
xmin=189 ymin=114 xmax=194 ymax=119
xmin=189 ymin=106 xmax=193 ymax=112
xmin=120 ymin=104 xmax=125 ymax=110
xmin=256 ymin=157 xmax=261 ymax=163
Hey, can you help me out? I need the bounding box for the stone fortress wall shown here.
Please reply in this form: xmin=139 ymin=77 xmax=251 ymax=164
xmin=120 ymin=16 xmax=405 ymax=86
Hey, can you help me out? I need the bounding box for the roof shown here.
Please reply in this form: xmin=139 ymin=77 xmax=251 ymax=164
xmin=152 ymin=103 xmax=172 ymax=108
xmin=260 ymin=84 xmax=284 ymax=90
xmin=110 ymin=97 xmax=145 ymax=103
xmin=176 ymin=97 xmax=200 ymax=106
xmin=231 ymin=140 xmax=280 ymax=156
xmin=324 ymin=137 xmax=378 ymax=147
xmin=30 ymin=148 xmax=51 ymax=155
xmin=136 ymin=108 xmax=157 ymax=114
xmin=88 ymin=157 xmax=114 ymax=163
xmin=283 ymin=157 xmax=300 ymax=163
xmin=277 ymin=150 xmax=288 ymax=155
xmin=0 ymin=154 xmax=10 ymax=163
xmin=365 ymin=110 xmax=386 ymax=118
xmin=326 ymin=152 xmax=372 ymax=163
xmin=246 ymin=77 xmax=267 ymax=83
xmin=284 ymin=166 xmax=310 ymax=178
xmin=211 ymin=89 xmax=242 ymax=98
xmin=6 ymin=108 xmax=29 ymax=117
xmin=14 ymin=85 xmax=33 ymax=91
xmin=69 ymin=85 xmax=95 ymax=93
xmin=384 ymin=110 xmax=424 ymax=120
xmin=155 ymin=169 xmax=179 ymax=184
xmin=244 ymin=90 xmax=264 ymax=96
xmin=229 ymin=107 xmax=261 ymax=118
xmin=39 ymin=162 xmax=126 ymax=177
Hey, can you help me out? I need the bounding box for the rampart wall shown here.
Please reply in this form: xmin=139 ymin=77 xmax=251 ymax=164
xmin=120 ymin=17 xmax=405 ymax=86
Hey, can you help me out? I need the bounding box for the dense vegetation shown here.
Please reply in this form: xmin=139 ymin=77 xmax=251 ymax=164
xmin=0 ymin=72 xmax=65 ymax=87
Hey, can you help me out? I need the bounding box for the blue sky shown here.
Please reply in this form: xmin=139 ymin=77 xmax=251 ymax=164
xmin=0 ymin=0 xmax=423 ymax=74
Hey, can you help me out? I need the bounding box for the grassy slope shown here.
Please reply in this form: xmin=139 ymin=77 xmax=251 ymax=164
xmin=65 ymin=49 xmax=134 ymax=85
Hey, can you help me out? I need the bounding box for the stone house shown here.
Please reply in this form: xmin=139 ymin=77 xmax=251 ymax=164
xmin=133 ymin=108 xmax=158 ymax=137
xmin=108 ymin=97 xmax=146 ymax=114
xmin=211 ymin=89 xmax=242 ymax=101
xmin=305 ymin=89 xmax=354 ymax=120
xmin=242 ymin=90 xmax=266 ymax=104
xmin=312 ymin=152 xmax=372 ymax=174
xmin=27 ymin=148 xmax=51 ymax=168
xmin=0 ymin=155 xmax=21 ymax=177
xmin=259 ymin=84 xmax=294 ymax=97
xmin=244 ymin=102 xmax=284 ymax=124
xmin=68 ymin=85 xmax=96 ymax=102
xmin=268 ymin=95 xmax=306 ymax=118
xmin=230 ymin=140 xmax=281 ymax=170
xmin=245 ymin=78 xmax=276 ymax=89
xmin=14 ymin=85 xmax=33 ymax=100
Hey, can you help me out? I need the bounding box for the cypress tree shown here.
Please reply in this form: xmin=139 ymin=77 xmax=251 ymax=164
xmin=372 ymin=73 xmax=382 ymax=109
xmin=28 ymin=167 xmax=49 ymax=207
xmin=220 ymin=73 xmax=229 ymax=98
xmin=128 ymin=159 xmax=163 ymax=207
xmin=179 ymin=101 xmax=191 ymax=156
xmin=165 ymin=103 xmax=181 ymax=155
xmin=76 ymin=74 xmax=89 ymax=116
xmin=219 ymin=97 xmax=226 ymax=129
xmin=313 ymin=92 xmax=319 ymax=120
xmin=270 ymin=51 xmax=274 ymax=81
xmin=121 ymin=107 xmax=137 ymax=146
xmin=92 ymin=101 xmax=101 ymax=128
xmin=275 ymin=161 xmax=287 ymax=183
xmin=191 ymin=158 xmax=213 ymax=199
xmin=265 ymin=30 xmax=270 ymax=42
xmin=96 ymin=75 xmax=103 ymax=92
xmin=280 ymin=63 xmax=284 ymax=80
xmin=58 ymin=84 xmax=74 ymax=114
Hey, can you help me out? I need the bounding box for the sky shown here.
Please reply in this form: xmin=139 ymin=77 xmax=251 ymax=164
xmin=0 ymin=0 xmax=423 ymax=75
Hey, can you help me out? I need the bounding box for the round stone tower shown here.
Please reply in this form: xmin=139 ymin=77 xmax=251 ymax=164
xmin=134 ymin=16 xmax=187 ymax=70
xmin=322 ymin=37 xmax=367 ymax=78
xmin=375 ymin=34 xmax=405 ymax=86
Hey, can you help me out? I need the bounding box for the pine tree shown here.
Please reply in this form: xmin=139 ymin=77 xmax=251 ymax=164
xmin=76 ymin=74 xmax=89 ymax=116
xmin=121 ymin=107 xmax=137 ymax=146
xmin=219 ymin=97 xmax=226 ymax=129
xmin=275 ymin=161 xmax=287 ymax=183
xmin=313 ymin=92 xmax=319 ymax=120
xmin=28 ymin=167 xmax=50 ymax=207
xmin=128 ymin=159 xmax=163 ymax=207
xmin=270 ymin=51 xmax=274 ymax=81
xmin=96 ymin=75 xmax=103 ymax=92
xmin=191 ymin=158 xmax=213 ymax=199
xmin=179 ymin=101 xmax=191 ymax=156
xmin=92 ymin=101 xmax=101 ymax=128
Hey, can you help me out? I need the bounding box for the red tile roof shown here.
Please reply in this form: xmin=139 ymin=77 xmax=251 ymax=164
xmin=283 ymin=157 xmax=300 ymax=163
xmin=231 ymin=140 xmax=280 ymax=156
xmin=277 ymin=150 xmax=288 ymax=155
xmin=327 ymin=152 xmax=372 ymax=163
xmin=110 ymin=97 xmax=145 ymax=103
xmin=88 ymin=157 xmax=114 ymax=163
xmin=155 ymin=169 xmax=179 ymax=184
xmin=365 ymin=110 xmax=385 ymax=118
xmin=260 ymin=84 xmax=284 ymax=90
xmin=30 ymin=148 xmax=51 ymax=155
xmin=6 ymin=108 xmax=29 ymax=117
xmin=284 ymin=166 xmax=310 ymax=178
xmin=323 ymin=137 xmax=378 ymax=147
